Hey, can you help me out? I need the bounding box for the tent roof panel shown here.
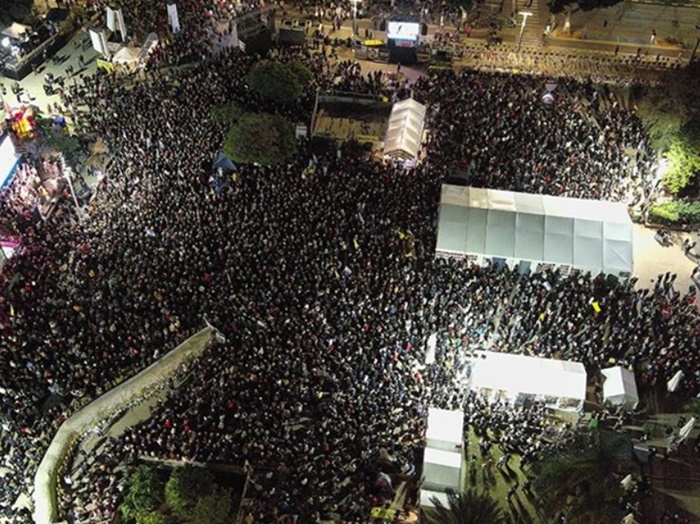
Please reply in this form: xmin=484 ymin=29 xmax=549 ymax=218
xmin=471 ymin=351 xmax=586 ymax=402
xmin=436 ymin=185 xmax=633 ymax=274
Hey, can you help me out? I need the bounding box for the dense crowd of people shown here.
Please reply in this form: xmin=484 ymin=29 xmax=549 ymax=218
xmin=414 ymin=69 xmax=656 ymax=202
xmin=0 ymin=0 xmax=698 ymax=521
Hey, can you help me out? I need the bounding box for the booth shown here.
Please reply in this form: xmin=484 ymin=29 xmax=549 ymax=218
xmin=469 ymin=351 xmax=587 ymax=412
xmin=601 ymin=366 xmax=639 ymax=410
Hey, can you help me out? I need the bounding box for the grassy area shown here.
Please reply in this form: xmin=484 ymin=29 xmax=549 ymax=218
xmin=463 ymin=428 xmax=545 ymax=524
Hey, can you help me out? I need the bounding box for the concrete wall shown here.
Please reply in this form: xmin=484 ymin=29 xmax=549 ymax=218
xmin=33 ymin=327 xmax=215 ymax=524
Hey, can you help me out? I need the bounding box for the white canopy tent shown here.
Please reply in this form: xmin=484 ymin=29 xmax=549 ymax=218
xmin=2 ymin=23 xmax=31 ymax=40
xmin=436 ymin=185 xmax=634 ymax=276
xmin=601 ymin=366 xmax=639 ymax=410
xmin=383 ymin=98 xmax=426 ymax=160
xmin=422 ymin=448 xmax=462 ymax=492
xmin=425 ymin=408 xmax=463 ymax=452
xmin=112 ymin=46 xmax=141 ymax=63
xmin=470 ymin=351 xmax=587 ymax=411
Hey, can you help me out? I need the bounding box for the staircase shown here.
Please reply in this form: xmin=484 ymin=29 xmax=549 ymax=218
xmin=512 ymin=0 xmax=545 ymax=50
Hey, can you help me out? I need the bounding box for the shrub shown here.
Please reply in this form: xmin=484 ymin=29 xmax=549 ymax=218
xmin=223 ymin=112 xmax=296 ymax=165
xmin=649 ymin=200 xmax=700 ymax=225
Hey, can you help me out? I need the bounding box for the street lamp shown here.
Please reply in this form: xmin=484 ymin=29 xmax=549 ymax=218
xmin=516 ymin=11 xmax=533 ymax=53
xmin=349 ymin=0 xmax=362 ymax=40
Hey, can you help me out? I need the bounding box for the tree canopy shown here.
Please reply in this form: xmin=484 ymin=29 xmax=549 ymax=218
xmin=532 ymin=430 xmax=635 ymax=524
xmin=120 ymin=465 xmax=166 ymax=523
xmin=245 ymin=60 xmax=311 ymax=105
xmin=222 ymin=112 xmax=296 ymax=166
xmin=165 ymin=466 xmax=216 ymax=517
xmin=661 ymin=133 xmax=700 ymax=195
xmin=424 ymin=488 xmax=507 ymax=524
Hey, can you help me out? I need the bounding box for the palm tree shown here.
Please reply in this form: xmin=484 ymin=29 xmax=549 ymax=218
xmin=424 ymin=488 xmax=507 ymax=524
xmin=532 ymin=429 xmax=637 ymax=524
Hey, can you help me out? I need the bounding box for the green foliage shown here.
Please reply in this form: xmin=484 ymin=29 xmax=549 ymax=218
xmin=120 ymin=465 xmax=166 ymax=523
xmin=532 ymin=430 xmax=633 ymax=523
xmin=633 ymin=76 xmax=700 ymax=152
xmin=0 ymin=0 xmax=32 ymax=24
xmin=188 ymin=487 xmax=233 ymax=524
xmin=223 ymin=112 xmax=296 ymax=166
xmin=684 ymin=399 xmax=700 ymax=416
xmin=136 ymin=511 xmax=168 ymax=524
xmin=649 ymin=202 xmax=682 ymax=223
xmin=164 ymin=466 xmax=215 ymax=518
xmin=211 ymin=104 xmax=244 ymax=125
xmin=288 ymin=61 xmax=313 ymax=88
xmin=424 ymin=488 xmax=507 ymax=524
xmin=245 ymin=61 xmax=303 ymax=104
xmin=662 ymin=134 xmax=700 ymax=195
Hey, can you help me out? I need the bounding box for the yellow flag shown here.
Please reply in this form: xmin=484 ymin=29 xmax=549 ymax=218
xmin=353 ymin=238 xmax=359 ymax=250
xmin=592 ymin=302 xmax=601 ymax=313
xmin=9 ymin=304 xmax=14 ymax=316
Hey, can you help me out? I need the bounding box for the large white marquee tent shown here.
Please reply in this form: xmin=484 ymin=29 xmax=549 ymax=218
xmin=383 ymin=98 xmax=426 ymax=160
xmin=436 ymin=185 xmax=634 ymax=276
xmin=470 ymin=351 xmax=587 ymax=411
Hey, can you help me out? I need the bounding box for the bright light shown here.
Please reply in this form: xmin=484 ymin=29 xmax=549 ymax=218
xmin=1 ymin=37 xmax=10 ymax=48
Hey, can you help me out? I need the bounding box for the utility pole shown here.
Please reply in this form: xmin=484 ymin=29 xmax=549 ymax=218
xmin=349 ymin=0 xmax=362 ymax=40
xmin=516 ymin=11 xmax=533 ymax=53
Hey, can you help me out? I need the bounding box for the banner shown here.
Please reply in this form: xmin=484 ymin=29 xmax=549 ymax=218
xmin=96 ymin=59 xmax=115 ymax=73
xmin=106 ymin=7 xmax=116 ymax=31
xmin=167 ymin=2 xmax=180 ymax=34
xmin=115 ymin=7 xmax=127 ymax=39
xmin=89 ymin=27 xmax=109 ymax=57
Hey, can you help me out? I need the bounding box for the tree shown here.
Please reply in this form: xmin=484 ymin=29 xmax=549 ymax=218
xmin=288 ymin=61 xmax=313 ymax=88
xmin=532 ymin=430 xmax=635 ymax=524
xmin=210 ymin=104 xmax=244 ymax=125
xmin=662 ymin=133 xmax=700 ymax=195
xmin=245 ymin=61 xmax=304 ymax=104
xmin=188 ymin=487 xmax=234 ymax=524
xmin=120 ymin=465 xmax=166 ymax=523
xmin=424 ymin=488 xmax=507 ymax=524
xmin=136 ymin=511 xmax=168 ymax=524
xmin=164 ymin=466 xmax=215 ymax=518
xmin=223 ymin=112 xmax=296 ymax=166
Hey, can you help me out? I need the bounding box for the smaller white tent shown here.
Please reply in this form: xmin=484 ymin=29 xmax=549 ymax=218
xmin=384 ymin=98 xmax=426 ymax=160
xmin=601 ymin=367 xmax=639 ymax=410
xmin=422 ymin=448 xmax=462 ymax=492
xmin=2 ymin=23 xmax=31 ymax=40
xmin=426 ymin=408 xmax=463 ymax=452
xmin=112 ymin=46 xmax=141 ymax=63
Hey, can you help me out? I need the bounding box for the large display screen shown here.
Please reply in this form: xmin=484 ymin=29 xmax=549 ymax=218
xmin=387 ymin=22 xmax=420 ymax=41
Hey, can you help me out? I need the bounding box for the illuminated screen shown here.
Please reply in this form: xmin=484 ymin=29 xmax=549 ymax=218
xmin=387 ymin=22 xmax=420 ymax=40
xmin=0 ymin=135 xmax=19 ymax=189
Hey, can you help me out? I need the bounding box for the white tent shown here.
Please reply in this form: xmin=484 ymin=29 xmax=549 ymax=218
xmin=2 ymin=23 xmax=31 ymax=40
xmin=470 ymin=351 xmax=587 ymax=411
xmin=112 ymin=46 xmax=142 ymax=63
xmin=384 ymin=98 xmax=426 ymax=160
xmin=436 ymin=185 xmax=634 ymax=276
xmin=423 ymin=448 xmax=462 ymax=492
xmin=601 ymin=366 xmax=639 ymax=410
xmin=425 ymin=408 xmax=463 ymax=452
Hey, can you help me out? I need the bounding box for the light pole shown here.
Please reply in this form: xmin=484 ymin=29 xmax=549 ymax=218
xmin=516 ymin=11 xmax=533 ymax=53
xmin=349 ymin=0 xmax=361 ymax=40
